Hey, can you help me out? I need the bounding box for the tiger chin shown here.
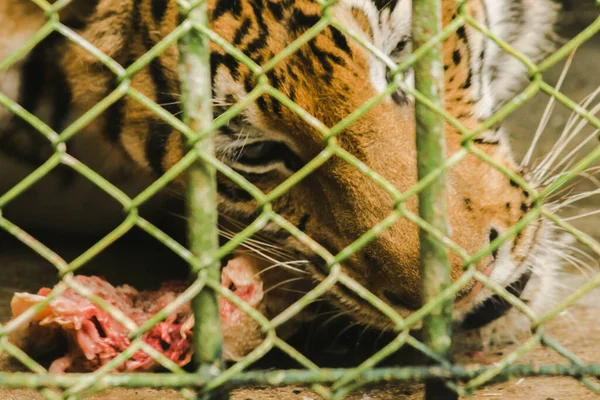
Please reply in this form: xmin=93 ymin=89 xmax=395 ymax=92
xmin=0 ymin=0 xmax=569 ymax=361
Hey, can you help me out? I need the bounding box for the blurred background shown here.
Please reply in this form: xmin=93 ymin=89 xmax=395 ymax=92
xmin=507 ymin=0 xmax=600 ymax=240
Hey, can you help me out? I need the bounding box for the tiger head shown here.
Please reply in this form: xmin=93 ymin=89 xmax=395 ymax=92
xmin=14 ymin=0 xmax=561 ymax=338
xmin=195 ymin=0 xmax=560 ymax=331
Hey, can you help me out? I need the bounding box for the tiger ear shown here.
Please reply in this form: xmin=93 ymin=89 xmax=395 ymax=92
xmin=482 ymin=0 xmax=560 ymax=111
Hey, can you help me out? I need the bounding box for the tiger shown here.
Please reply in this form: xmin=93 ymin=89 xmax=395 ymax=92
xmin=0 ymin=0 xmax=564 ymax=358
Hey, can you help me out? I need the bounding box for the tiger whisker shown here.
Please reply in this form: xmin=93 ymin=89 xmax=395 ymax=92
xmin=563 ymin=208 xmax=600 ymax=222
xmin=533 ymin=82 xmax=600 ymax=179
xmin=218 ymin=230 xmax=297 ymax=264
xmin=545 ymin=247 xmax=597 ymax=277
xmin=161 ymin=212 xmax=284 ymax=259
xmin=315 ymin=310 xmax=352 ymax=333
xmin=262 ymin=277 xmax=306 ymax=296
xmin=312 ymin=309 xmax=343 ymax=319
xmin=355 ymin=324 xmax=373 ymax=352
xmin=550 ymin=188 xmax=600 ymax=209
xmin=158 ymin=101 xmax=182 ymax=107
xmin=562 ymin=244 xmax=599 ymax=267
xmin=219 ymin=215 xmax=298 ymax=256
xmin=218 ymin=226 xmax=297 ymax=259
xmin=254 ymin=260 xmax=310 ymax=277
xmin=523 ymin=49 xmax=576 ymax=168
xmin=332 ymin=321 xmax=361 ymax=344
xmin=157 ymin=91 xmax=182 ymax=98
xmin=551 ymin=126 xmax=600 ymax=178
xmin=272 ymin=287 xmax=311 ymax=295
xmin=372 ymin=328 xmax=390 ymax=352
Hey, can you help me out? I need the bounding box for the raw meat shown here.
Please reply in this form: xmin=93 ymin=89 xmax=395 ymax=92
xmin=9 ymin=256 xmax=266 ymax=373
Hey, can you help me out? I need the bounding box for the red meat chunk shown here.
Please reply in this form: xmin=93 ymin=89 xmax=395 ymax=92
xmin=9 ymin=256 xmax=265 ymax=373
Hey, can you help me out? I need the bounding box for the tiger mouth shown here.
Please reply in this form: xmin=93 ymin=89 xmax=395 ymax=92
xmin=305 ymin=259 xmax=533 ymax=332
xmin=455 ymin=218 xmax=543 ymax=330
xmin=459 ymin=269 xmax=532 ymax=330
xmin=304 ymin=264 xmax=399 ymax=329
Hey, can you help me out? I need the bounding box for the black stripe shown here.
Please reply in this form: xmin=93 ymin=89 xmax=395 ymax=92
xmin=18 ymin=43 xmax=47 ymax=114
xmin=87 ymin=7 xmax=128 ymax=24
xmin=132 ymin=0 xmax=143 ymax=33
xmin=286 ymin=64 xmax=298 ymax=81
xmin=233 ymin=18 xmax=252 ymax=45
xmin=104 ymin=57 xmax=134 ymax=142
xmin=308 ymin=41 xmax=345 ymax=78
xmin=456 ymin=25 xmax=467 ymax=41
xmin=266 ymin=0 xmax=284 ymax=20
xmin=249 ymin=0 xmax=269 ymax=33
xmin=49 ymin=67 xmax=72 ymax=131
xmin=244 ymin=31 xmax=268 ymax=57
xmin=267 ymin=69 xmax=282 ymax=89
xmin=150 ymin=57 xmax=180 ymax=115
xmin=220 ymin=124 xmax=236 ymax=136
xmin=270 ymin=94 xmax=282 ymax=117
xmin=211 ymin=52 xmax=241 ymax=80
xmin=217 ymin=180 xmax=254 ymax=202
xmin=452 ymin=49 xmax=462 ymax=66
xmin=146 ymin=119 xmax=171 ymax=174
xmin=256 ymin=95 xmax=270 ymax=115
xmin=288 ymin=86 xmax=296 ymax=102
xmin=104 ymin=98 xmax=125 ymax=142
xmin=473 ymin=138 xmax=499 ymax=145
xmin=138 ymin=23 xmax=180 ymax=174
xmin=460 ymin=68 xmax=472 ymax=89
xmin=289 ymin=9 xmax=320 ymax=32
xmin=151 ymin=0 xmax=169 ymax=22
xmin=62 ymin=0 xmax=100 ymax=29
xmin=297 ymin=213 xmax=310 ymax=232
xmin=329 ymin=27 xmax=352 ymax=56
xmin=391 ymin=91 xmax=407 ymax=106
xmin=373 ymin=0 xmax=398 ymax=12
xmin=212 ymin=0 xmax=242 ymax=21
xmin=140 ymin=26 xmax=178 ymax=114
xmin=252 ymin=53 xmax=265 ymax=66
xmin=267 ymin=71 xmax=281 ymax=118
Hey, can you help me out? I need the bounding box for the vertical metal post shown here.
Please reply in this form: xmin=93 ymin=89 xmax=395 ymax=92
xmin=178 ymin=2 xmax=226 ymax=399
xmin=412 ymin=1 xmax=456 ymax=399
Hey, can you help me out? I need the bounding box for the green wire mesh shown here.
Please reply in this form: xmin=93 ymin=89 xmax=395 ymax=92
xmin=0 ymin=0 xmax=598 ymax=399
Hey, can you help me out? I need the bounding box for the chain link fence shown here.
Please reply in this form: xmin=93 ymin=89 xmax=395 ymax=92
xmin=0 ymin=0 xmax=599 ymax=399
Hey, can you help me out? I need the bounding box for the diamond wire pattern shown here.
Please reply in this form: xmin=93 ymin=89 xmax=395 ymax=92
xmin=0 ymin=0 xmax=597 ymax=399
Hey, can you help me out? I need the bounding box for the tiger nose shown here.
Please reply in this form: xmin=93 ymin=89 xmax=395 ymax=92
xmin=374 ymin=226 xmax=502 ymax=310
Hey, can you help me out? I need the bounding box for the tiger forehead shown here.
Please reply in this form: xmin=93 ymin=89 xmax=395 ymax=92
xmin=209 ymin=0 xmax=353 ymax=69
xmin=208 ymin=0 xmax=380 ymax=131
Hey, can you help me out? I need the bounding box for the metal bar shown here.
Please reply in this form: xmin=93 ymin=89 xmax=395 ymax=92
xmin=178 ymin=2 xmax=225 ymax=399
xmin=412 ymin=1 xmax=455 ymax=399
xmin=0 ymin=363 xmax=599 ymax=389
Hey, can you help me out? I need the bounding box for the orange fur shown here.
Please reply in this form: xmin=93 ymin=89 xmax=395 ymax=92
xmin=1 ymin=0 xmax=548 ymax=331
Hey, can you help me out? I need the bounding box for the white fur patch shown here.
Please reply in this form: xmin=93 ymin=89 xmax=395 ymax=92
xmin=480 ymin=0 xmax=559 ymax=113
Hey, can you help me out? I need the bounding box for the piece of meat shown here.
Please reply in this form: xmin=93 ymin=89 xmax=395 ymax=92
xmin=9 ymin=256 xmax=266 ymax=373
xmin=220 ymin=256 xmax=264 ymax=361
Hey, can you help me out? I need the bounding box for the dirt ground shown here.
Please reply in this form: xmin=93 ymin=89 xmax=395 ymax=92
xmin=0 ymin=2 xmax=599 ymax=400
